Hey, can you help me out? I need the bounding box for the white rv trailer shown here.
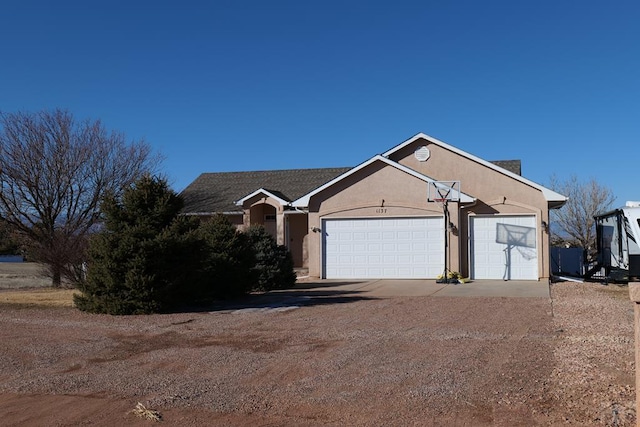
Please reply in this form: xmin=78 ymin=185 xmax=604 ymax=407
xmin=592 ymin=202 xmax=640 ymax=282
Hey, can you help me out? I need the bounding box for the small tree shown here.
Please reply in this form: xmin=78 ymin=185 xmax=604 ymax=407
xmin=75 ymin=178 xmax=265 ymax=314
xmin=246 ymin=225 xmax=296 ymax=291
xmin=193 ymin=215 xmax=256 ymax=301
xmin=0 ymin=109 xmax=159 ymax=286
xmin=74 ymin=176 xmax=201 ymax=314
xmin=549 ymin=174 xmax=615 ymax=259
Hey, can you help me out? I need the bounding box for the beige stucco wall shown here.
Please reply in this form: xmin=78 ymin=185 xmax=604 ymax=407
xmin=389 ymin=139 xmax=546 ymax=208
xmin=240 ymin=194 xmax=285 ymax=245
xmin=286 ymin=213 xmax=308 ymax=268
xmin=389 ymin=137 xmax=550 ymax=279
xmin=239 ymin=193 xmax=309 ymax=257
xmin=306 ymin=137 xmax=552 ymax=280
xmin=306 ymin=163 xmax=461 ymax=278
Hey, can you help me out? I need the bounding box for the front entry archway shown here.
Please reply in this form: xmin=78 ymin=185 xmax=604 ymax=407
xmin=250 ymin=203 xmax=277 ymax=240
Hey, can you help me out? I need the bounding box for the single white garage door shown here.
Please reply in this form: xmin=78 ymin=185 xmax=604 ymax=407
xmin=323 ymin=217 xmax=444 ymax=279
xmin=470 ymin=215 xmax=538 ymax=280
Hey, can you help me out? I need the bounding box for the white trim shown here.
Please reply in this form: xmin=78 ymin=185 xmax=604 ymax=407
xmin=235 ymin=188 xmax=289 ymax=207
xmin=383 ymin=133 xmax=567 ymax=205
xmin=283 ymin=209 xmax=307 ymax=215
xmin=292 ymin=155 xmax=475 ymax=207
xmin=183 ymin=211 xmax=243 ymax=216
xmin=321 ymin=216 xmax=445 ymax=279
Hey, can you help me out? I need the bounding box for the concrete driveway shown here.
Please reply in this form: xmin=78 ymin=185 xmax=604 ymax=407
xmin=291 ymin=278 xmax=550 ymax=298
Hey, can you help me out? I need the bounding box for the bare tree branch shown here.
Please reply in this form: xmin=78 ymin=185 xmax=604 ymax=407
xmin=549 ymin=174 xmax=616 ymax=258
xmin=0 ymin=109 xmax=161 ymax=286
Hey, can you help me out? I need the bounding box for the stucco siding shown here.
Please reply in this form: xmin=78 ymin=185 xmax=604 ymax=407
xmin=390 ymin=139 xmax=546 ymax=212
xmin=287 ymin=214 xmax=308 ymax=268
xmin=310 ymin=162 xmax=433 ymax=214
xmin=306 ymin=160 xmax=463 ymax=277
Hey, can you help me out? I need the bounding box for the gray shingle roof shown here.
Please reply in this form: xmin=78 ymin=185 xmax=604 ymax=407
xmin=491 ymin=160 xmax=521 ymax=176
xmin=181 ymin=159 xmax=522 ymax=214
xmin=181 ymin=167 xmax=351 ymax=213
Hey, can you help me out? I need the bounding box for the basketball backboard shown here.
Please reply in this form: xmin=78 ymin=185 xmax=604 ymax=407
xmin=427 ymin=181 xmax=461 ymax=203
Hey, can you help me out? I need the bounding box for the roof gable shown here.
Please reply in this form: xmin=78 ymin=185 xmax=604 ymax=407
xmin=235 ymin=188 xmax=289 ymax=207
xmin=292 ymin=155 xmax=475 ymax=207
xmin=384 ymin=133 xmax=566 ymax=205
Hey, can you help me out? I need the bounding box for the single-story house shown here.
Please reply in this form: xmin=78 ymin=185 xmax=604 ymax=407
xmin=181 ymin=132 xmax=567 ymax=281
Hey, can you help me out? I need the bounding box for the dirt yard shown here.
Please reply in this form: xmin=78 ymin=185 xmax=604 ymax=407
xmin=0 ymin=262 xmax=51 ymax=289
xmin=0 ymin=265 xmax=636 ymax=426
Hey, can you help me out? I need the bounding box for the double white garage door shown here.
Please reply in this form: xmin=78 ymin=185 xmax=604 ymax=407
xmin=323 ymin=217 xmax=444 ymax=279
xmin=322 ymin=215 xmax=539 ymax=280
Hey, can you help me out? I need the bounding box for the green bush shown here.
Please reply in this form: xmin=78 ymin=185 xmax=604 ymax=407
xmin=74 ymin=176 xmax=202 ymax=314
xmin=74 ymin=176 xmax=298 ymax=315
xmin=246 ymin=225 xmax=296 ymax=292
xmin=189 ymin=214 xmax=256 ymax=302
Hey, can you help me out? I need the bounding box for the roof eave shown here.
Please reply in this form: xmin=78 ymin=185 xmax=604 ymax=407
xmin=182 ymin=211 xmax=243 ymax=216
xmin=235 ymin=188 xmax=290 ymax=207
xmin=386 ymin=132 xmax=567 ymax=206
xmin=292 ymin=155 xmax=475 ymax=207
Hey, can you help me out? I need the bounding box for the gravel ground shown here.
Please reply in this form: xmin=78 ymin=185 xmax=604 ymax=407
xmin=0 ymin=281 xmax=635 ymax=426
xmin=548 ymin=282 xmax=635 ymax=425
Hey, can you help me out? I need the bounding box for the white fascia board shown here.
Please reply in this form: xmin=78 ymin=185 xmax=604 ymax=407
xmin=385 ymin=132 xmax=567 ymax=205
xmin=292 ymin=155 xmax=475 ymax=207
xmin=235 ymin=188 xmax=289 ymax=207
xmin=382 ymin=132 xmax=435 ymax=157
xmin=283 ymin=209 xmax=307 ymax=214
xmin=182 ymin=211 xmax=243 ymax=216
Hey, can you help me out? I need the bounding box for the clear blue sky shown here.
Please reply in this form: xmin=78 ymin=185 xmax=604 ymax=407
xmin=2 ymin=1 xmax=638 ymax=205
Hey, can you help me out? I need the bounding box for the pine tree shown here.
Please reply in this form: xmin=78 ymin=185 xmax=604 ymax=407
xmin=74 ymin=176 xmax=298 ymax=315
xmin=194 ymin=215 xmax=256 ymax=301
xmin=74 ymin=176 xmax=200 ymax=314
xmin=246 ymin=225 xmax=296 ymax=291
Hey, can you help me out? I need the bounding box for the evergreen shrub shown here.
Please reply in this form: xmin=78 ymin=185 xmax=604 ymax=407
xmin=246 ymin=225 xmax=296 ymax=292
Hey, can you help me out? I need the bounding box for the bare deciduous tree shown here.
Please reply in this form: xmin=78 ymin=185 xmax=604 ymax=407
xmin=0 ymin=219 xmax=19 ymax=256
xmin=549 ymin=174 xmax=615 ymax=258
xmin=0 ymin=109 xmax=161 ymax=286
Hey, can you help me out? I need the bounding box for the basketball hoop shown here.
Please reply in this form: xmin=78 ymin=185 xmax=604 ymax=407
xmin=427 ymin=181 xmax=461 ymax=284
xmin=427 ymin=181 xmax=460 ymax=204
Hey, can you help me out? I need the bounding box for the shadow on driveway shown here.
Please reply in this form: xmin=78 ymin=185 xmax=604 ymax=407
xmin=206 ymin=287 xmax=376 ymax=313
xmin=202 ymin=279 xmax=549 ymax=314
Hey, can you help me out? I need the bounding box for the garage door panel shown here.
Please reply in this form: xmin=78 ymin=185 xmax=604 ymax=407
xmin=397 ymin=231 xmax=411 ymax=240
xmin=397 ymin=243 xmax=411 ymax=251
xmin=383 ymin=255 xmax=395 ymax=263
xmin=323 ymin=217 xmax=443 ymax=279
xmin=397 ymin=254 xmax=411 ymax=263
xmin=471 ymin=216 xmax=538 ymax=280
xmin=369 ymin=267 xmax=382 ymax=276
xmin=368 ymin=255 xmax=381 ymax=263
xmin=411 ymin=254 xmax=426 ymax=262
